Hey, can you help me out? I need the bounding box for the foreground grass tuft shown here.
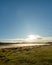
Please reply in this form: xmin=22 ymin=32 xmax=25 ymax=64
xmin=0 ymin=45 xmax=52 ymax=65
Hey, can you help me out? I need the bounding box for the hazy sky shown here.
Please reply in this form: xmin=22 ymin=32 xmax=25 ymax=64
xmin=0 ymin=0 xmax=52 ymax=39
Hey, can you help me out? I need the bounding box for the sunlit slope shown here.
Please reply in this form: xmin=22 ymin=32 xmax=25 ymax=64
xmin=0 ymin=45 xmax=52 ymax=65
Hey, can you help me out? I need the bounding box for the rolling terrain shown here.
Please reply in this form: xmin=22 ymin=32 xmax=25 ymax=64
xmin=0 ymin=42 xmax=52 ymax=65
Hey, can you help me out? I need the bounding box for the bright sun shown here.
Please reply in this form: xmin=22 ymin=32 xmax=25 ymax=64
xmin=25 ymin=34 xmax=41 ymax=41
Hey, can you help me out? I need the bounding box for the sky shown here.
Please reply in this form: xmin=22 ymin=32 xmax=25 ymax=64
xmin=0 ymin=0 xmax=52 ymax=39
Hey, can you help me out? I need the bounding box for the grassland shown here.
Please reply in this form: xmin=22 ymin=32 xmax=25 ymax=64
xmin=0 ymin=45 xmax=52 ymax=65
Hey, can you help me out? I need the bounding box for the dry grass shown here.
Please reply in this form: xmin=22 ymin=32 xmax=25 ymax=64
xmin=0 ymin=45 xmax=52 ymax=65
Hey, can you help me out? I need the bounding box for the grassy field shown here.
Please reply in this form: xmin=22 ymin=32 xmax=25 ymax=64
xmin=0 ymin=45 xmax=52 ymax=65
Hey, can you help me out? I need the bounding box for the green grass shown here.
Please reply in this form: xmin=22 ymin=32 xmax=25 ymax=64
xmin=0 ymin=45 xmax=52 ymax=65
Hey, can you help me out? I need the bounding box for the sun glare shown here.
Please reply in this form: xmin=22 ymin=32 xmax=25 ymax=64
xmin=25 ymin=34 xmax=41 ymax=41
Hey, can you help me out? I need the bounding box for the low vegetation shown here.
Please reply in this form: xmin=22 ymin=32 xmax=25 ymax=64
xmin=0 ymin=44 xmax=52 ymax=65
